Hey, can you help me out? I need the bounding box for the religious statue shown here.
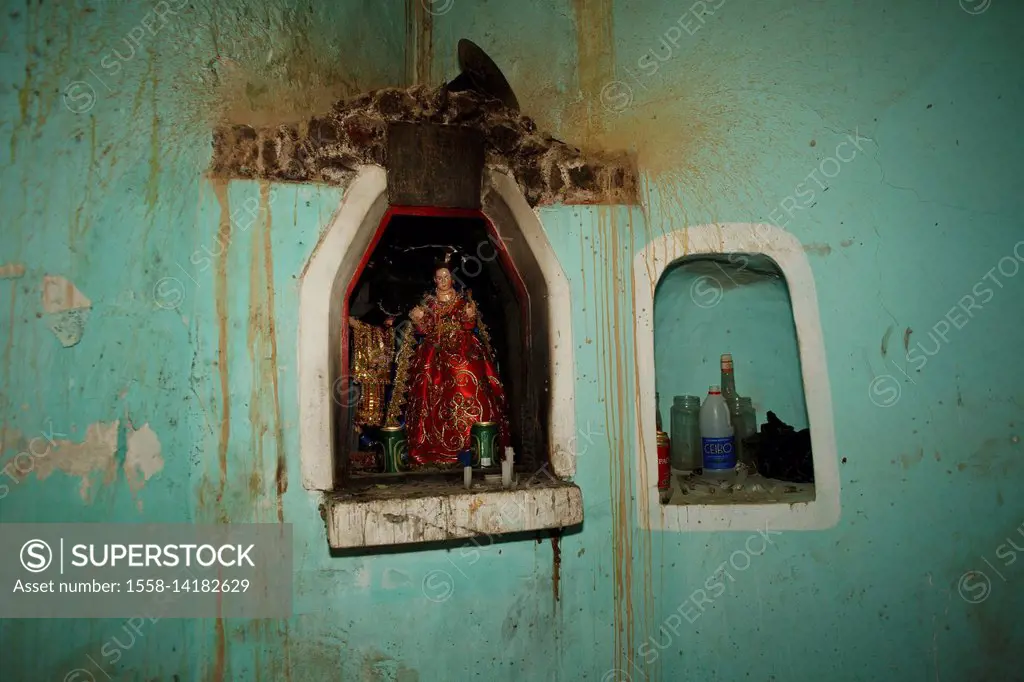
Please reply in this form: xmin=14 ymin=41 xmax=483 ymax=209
xmin=347 ymin=315 xmax=395 ymax=431
xmin=385 ymin=253 xmax=510 ymax=467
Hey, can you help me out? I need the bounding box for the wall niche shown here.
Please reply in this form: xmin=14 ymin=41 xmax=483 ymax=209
xmin=339 ymin=208 xmax=547 ymax=484
xmin=654 ymin=253 xmax=813 ymax=505
xmin=298 ymin=167 xmax=583 ymax=550
xmin=633 ymin=224 xmax=841 ymax=532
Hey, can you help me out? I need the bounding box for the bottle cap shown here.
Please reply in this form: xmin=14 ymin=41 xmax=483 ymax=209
xmin=721 ymin=353 xmax=733 ymax=366
xmin=709 ymin=385 xmax=721 ymax=394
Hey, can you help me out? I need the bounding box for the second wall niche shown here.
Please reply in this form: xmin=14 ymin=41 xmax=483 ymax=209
xmin=633 ymin=223 xmax=841 ymax=532
xmin=654 ymin=253 xmax=813 ymax=506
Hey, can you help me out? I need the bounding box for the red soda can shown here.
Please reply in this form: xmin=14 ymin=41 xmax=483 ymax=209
xmin=656 ymin=431 xmax=671 ymax=491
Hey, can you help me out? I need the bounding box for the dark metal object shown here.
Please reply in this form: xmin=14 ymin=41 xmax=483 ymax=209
xmin=443 ymin=39 xmax=520 ymax=112
xmin=386 ymin=122 xmax=485 ymax=209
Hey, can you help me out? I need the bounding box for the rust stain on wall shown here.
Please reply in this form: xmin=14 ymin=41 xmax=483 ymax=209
xmin=592 ymin=205 xmax=636 ymax=676
xmin=406 ymin=0 xmax=433 ymax=86
xmin=265 ymin=196 xmax=289 ymax=523
xmin=211 ymin=178 xmax=233 ymax=523
xmin=201 ymin=6 xmax=391 ymax=129
xmin=246 ymin=183 xmax=288 ymax=522
xmin=551 ymin=532 xmax=562 ymax=603
xmin=247 ymin=187 xmax=269 ymax=510
xmin=627 ymin=209 xmax=656 ymax=678
xmin=2 ymin=286 xmax=15 ymax=431
xmin=146 ymin=51 xmax=161 ymax=215
xmin=564 ymin=0 xmax=760 ymax=220
xmin=571 ymin=0 xmax=615 ymax=146
xmin=585 ymin=51 xmax=771 ymax=228
xmin=209 ymin=617 xmax=226 ymax=682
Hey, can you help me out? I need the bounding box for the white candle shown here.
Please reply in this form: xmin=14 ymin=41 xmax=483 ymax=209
xmin=464 ymin=466 xmax=473 ymax=490
xmin=501 ymin=447 xmax=514 ymax=488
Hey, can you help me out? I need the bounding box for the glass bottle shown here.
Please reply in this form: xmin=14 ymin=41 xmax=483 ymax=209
xmin=720 ymin=353 xmax=737 ymax=402
xmin=727 ymin=395 xmax=757 ymax=467
xmin=655 ymin=392 xmax=663 ymax=431
xmin=670 ymin=396 xmax=702 ymax=472
xmin=739 ymin=397 xmax=757 ymax=467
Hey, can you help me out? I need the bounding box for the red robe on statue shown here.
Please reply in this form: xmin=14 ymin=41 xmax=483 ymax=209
xmin=401 ymin=292 xmax=510 ymax=466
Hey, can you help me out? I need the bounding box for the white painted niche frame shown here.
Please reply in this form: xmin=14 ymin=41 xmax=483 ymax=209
xmin=633 ymin=223 xmax=840 ymax=531
xmin=298 ymin=166 xmax=578 ymax=492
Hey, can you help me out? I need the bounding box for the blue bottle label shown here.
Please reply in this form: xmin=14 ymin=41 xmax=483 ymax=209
xmin=702 ymin=436 xmax=736 ymax=470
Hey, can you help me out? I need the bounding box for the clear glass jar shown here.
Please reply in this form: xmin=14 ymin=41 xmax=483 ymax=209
xmin=670 ymin=395 xmax=702 ymax=472
xmin=728 ymin=396 xmax=757 ymax=466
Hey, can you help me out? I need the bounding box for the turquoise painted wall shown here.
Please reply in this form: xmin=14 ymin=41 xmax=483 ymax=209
xmin=2 ymin=1 xmax=1023 ymax=680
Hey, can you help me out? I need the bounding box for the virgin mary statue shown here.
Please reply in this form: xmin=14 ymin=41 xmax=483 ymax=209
xmin=385 ymin=252 xmax=510 ymax=466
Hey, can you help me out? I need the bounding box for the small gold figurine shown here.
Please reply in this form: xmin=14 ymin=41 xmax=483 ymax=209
xmin=347 ymin=315 xmax=395 ymax=429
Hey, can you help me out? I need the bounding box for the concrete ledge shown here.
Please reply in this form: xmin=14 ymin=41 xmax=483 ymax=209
xmin=322 ymin=479 xmax=583 ymax=549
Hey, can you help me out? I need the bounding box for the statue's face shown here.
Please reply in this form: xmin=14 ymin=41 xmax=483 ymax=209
xmin=434 ymin=267 xmax=453 ymax=292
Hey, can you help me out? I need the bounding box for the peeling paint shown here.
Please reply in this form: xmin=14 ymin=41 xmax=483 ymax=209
xmin=45 ymin=308 xmax=91 ymax=347
xmin=34 ymin=421 xmax=119 ymax=503
xmin=803 ymin=243 xmax=833 ymax=257
xmin=41 ymin=275 xmax=92 ymax=347
xmin=41 ymin=275 xmax=91 ymax=313
xmin=124 ymin=423 xmax=164 ymax=498
xmin=0 ymin=263 xmax=26 ymax=279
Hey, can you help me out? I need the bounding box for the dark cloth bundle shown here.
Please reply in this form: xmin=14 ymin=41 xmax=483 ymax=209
xmin=744 ymin=411 xmax=814 ymax=483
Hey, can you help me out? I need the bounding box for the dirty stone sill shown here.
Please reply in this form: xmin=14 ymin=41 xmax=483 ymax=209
xmin=321 ymin=477 xmax=583 ymax=550
xmin=665 ymin=471 xmax=815 ymax=507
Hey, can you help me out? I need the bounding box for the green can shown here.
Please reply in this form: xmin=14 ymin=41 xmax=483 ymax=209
xmin=471 ymin=421 xmax=499 ymax=468
xmin=378 ymin=426 xmax=407 ymax=474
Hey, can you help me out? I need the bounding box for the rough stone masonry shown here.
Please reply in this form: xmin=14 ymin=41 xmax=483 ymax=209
xmin=210 ymin=85 xmax=639 ymax=207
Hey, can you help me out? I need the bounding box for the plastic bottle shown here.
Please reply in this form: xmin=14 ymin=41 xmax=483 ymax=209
xmin=700 ymin=385 xmax=736 ymax=477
